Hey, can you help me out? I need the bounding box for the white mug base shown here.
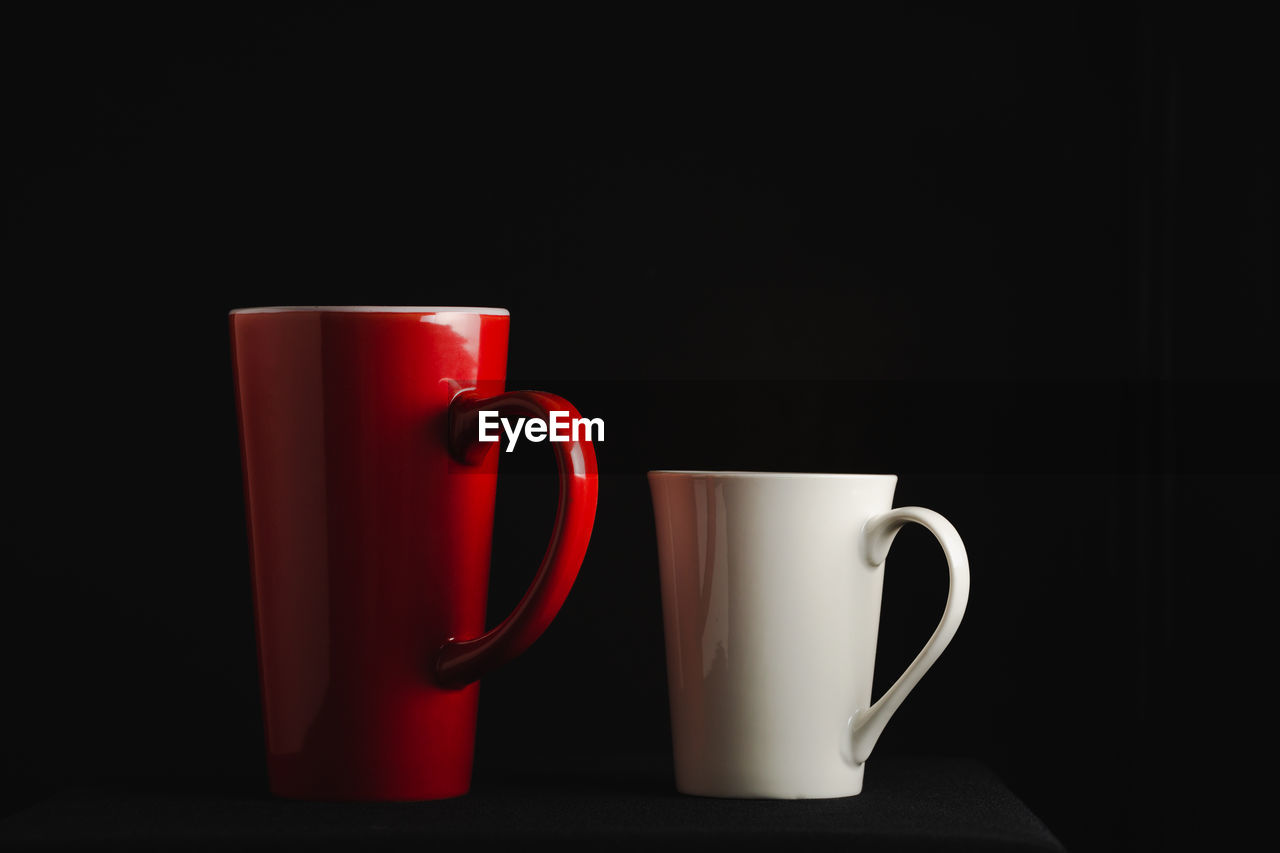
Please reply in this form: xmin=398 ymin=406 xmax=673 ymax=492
xmin=674 ymin=759 xmax=866 ymax=800
xmin=675 ymin=777 xmax=865 ymax=800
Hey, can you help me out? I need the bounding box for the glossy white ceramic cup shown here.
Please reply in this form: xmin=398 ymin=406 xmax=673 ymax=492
xmin=648 ymin=471 xmax=970 ymax=799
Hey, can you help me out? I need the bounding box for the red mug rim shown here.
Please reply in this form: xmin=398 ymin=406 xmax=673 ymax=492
xmin=229 ymin=306 xmax=509 ymax=315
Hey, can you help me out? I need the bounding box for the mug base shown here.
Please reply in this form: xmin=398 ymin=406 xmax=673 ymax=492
xmin=269 ymin=784 xmax=471 ymax=802
xmin=677 ymin=785 xmax=863 ymax=800
xmin=674 ymin=768 xmax=865 ymax=800
xmin=268 ymin=755 xmax=473 ymax=802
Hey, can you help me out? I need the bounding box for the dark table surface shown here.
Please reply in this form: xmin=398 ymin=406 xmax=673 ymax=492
xmin=0 ymin=756 xmax=1063 ymax=851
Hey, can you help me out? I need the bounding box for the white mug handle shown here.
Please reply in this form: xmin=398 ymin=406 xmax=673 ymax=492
xmin=844 ymin=507 xmax=971 ymax=766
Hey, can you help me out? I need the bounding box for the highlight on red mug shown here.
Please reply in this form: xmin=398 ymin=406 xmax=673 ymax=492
xmin=229 ymin=306 xmax=598 ymax=801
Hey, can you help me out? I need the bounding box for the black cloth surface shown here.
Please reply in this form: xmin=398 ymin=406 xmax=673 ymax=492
xmin=0 ymin=757 xmax=1061 ymax=851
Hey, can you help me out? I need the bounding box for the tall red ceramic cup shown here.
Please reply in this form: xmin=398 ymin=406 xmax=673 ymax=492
xmin=229 ymin=306 xmax=597 ymax=800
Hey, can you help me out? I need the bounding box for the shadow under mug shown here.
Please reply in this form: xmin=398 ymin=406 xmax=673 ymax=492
xmin=649 ymin=471 xmax=970 ymax=799
xmin=230 ymin=306 xmax=597 ymax=801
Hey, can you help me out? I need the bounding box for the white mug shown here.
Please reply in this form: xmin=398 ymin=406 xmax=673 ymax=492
xmin=648 ymin=471 xmax=970 ymax=799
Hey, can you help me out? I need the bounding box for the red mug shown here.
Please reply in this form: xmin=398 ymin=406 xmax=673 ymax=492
xmin=229 ymin=306 xmax=598 ymax=800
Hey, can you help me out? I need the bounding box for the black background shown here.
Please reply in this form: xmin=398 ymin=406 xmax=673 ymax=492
xmin=2 ymin=3 xmax=1275 ymax=850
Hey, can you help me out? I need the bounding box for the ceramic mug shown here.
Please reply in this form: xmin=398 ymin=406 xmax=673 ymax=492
xmin=648 ymin=471 xmax=969 ymax=799
xmin=230 ymin=306 xmax=597 ymax=800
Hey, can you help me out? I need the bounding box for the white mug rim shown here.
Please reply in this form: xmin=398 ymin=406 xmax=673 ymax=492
xmin=647 ymin=471 xmax=898 ymax=481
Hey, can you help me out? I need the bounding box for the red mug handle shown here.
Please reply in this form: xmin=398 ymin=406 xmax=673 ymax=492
xmin=434 ymin=387 xmax=599 ymax=687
